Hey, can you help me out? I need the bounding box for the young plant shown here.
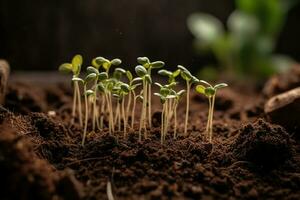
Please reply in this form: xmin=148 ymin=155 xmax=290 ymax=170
xmin=81 ymin=72 xmax=98 ymax=146
xmin=92 ymin=57 xmax=122 ymax=74
xmin=177 ymin=65 xmax=199 ymax=136
xmin=135 ymin=65 xmax=152 ymax=141
xmin=154 ymin=83 xmax=178 ymax=144
xmin=195 ymin=81 xmax=228 ymax=143
xmin=125 ymin=71 xmax=142 ymax=129
xmin=171 ymin=89 xmax=185 ymax=139
xmin=137 ymin=57 xmax=165 ymax=128
xmin=59 ymin=54 xmax=83 ymax=127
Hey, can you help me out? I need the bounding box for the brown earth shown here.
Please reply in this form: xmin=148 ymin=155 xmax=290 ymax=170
xmin=1 ymin=77 xmax=300 ymax=200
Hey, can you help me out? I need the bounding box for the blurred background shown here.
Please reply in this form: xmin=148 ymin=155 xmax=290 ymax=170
xmin=0 ymin=0 xmax=299 ymax=78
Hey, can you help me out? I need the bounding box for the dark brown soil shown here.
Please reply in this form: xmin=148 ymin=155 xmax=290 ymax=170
xmin=1 ymin=78 xmax=300 ymax=200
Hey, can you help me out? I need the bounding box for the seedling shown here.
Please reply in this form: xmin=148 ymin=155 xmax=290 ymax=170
xmin=177 ymin=65 xmax=199 ymax=136
xmin=92 ymin=57 xmax=122 ymax=74
xmin=137 ymin=57 xmax=165 ymax=128
xmin=125 ymin=71 xmax=142 ymax=129
xmin=59 ymin=54 xmax=83 ymax=127
xmin=82 ymin=72 xmax=98 ymax=146
xmin=195 ymin=80 xmax=228 ymax=143
xmin=135 ymin=65 xmax=152 ymax=141
xmin=154 ymin=82 xmax=180 ymax=144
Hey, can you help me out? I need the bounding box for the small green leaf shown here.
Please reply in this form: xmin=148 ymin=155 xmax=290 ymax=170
xmin=132 ymin=77 xmax=143 ymax=83
xmin=85 ymin=73 xmax=97 ymax=83
xmin=97 ymin=83 xmax=106 ymax=93
xmin=126 ymin=71 xmax=133 ymax=81
xmin=72 ymin=77 xmax=84 ymax=83
xmin=137 ymin=57 xmax=150 ymax=65
xmin=172 ymin=69 xmax=181 ymax=77
xmin=98 ymin=72 xmax=108 ymax=81
xmin=214 ymin=83 xmax=228 ymax=90
xmin=191 ymin=76 xmax=200 ymax=84
xmin=135 ymin=65 xmax=147 ymax=77
xmin=72 ymin=54 xmax=83 ymax=75
xmin=94 ymin=57 xmax=109 ymax=66
xmin=59 ymin=63 xmax=73 ymax=74
xmin=160 ymin=88 xmax=170 ymax=96
xmin=154 ymin=82 xmax=163 ymax=88
xmin=205 ymin=87 xmax=216 ymax=97
xmin=199 ymin=80 xmax=212 ymax=87
xmin=158 ymin=69 xmax=172 ymax=77
xmin=111 ymin=58 xmax=122 ymax=66
xmin=85 ymin=90 xmax=94 ymax=96
xmin=121 ymin=85 xmax=130 ymax=93
xmin=180 ymin=71 xmax=192 ymax=81
xmin=102 ymin=62 xmax=111 ymax=71
xmin=177 ymin=90 xmax=186 ymax=97
xmin=166 ymin=82 xmax=177 ymax=88
xmin=151 ymin=61 xmax=165 ymax=69
xmin=87 ymin=66 xmax=99 ymax=74
xmin=196 ymin=85 xmax=206 ymax=95
xmin=177 ymin=65 xmax=189 ymax=73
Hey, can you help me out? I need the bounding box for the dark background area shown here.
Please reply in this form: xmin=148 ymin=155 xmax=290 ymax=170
xmin=0 ymin=0 xmax=300 ymax=72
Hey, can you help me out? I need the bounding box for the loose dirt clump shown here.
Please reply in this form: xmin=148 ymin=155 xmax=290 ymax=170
xmin=231 ymin=119 xmax=293 ymax=169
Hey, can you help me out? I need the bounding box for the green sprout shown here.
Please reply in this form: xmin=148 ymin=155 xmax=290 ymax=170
xmin=135 ymin=65 xmax=152 ymax=141
xmin=92 ymin=57 xmax=122 ymax=74
xmin=177 ymin=65 xmax=199 ymax=136
xmin=59 ymin=54 xmax=83 ymax=127
xmin=125 ymin=71 xmax=142 ymax=129
xmin=154 ymin=82 xmax=180 ymax=144
xmin=137 ymin=57 xmax=165 ymax=128
xmin=82 ymin=72 xmax=98 ymax=146
xmin=195 ymin=80 xmax=228 ymax=143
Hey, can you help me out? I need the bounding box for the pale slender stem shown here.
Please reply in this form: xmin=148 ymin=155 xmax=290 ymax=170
xmin=126 ymin=91 xmax=132 ymax=127
xmin=71 ymin=83 xmax=77 ymax=125
xmin=206 ymin=97 xmax=212 ymax=139
xmin=173 ymin=102 xmax=178 ymax=139
xmin=164 ymin=99 xmax=169 ymax=142
xmin=131 ymin=91 xmax=137 ymax=128
xmin=148 ymin=83 xmax=152 ymax=128
xmin=105 ymin=93 xmax=112 ymax=135
xmin=99 ymin=95 xmax=105 ymax=130
xmin=139 ymin=79 xmax=147 ymax=141
xmin=115 ymin=102 xmax=121 ymax=131
xmin=143 ymin=80 xmax=148 ymax=139
xmin=108 ymin=92 xmax=115 ymax=133
xmin=184 ymin=81 xmax=190 ymax=136
xmin=161 ymin=103 xmax=165 ymax=144
xmin=209 ymin=95 xmax=215 ymax=143
xmin=75 ymin=82 xmax=83 ymax=127
xmin=92 ymin=98 xmax=96 ymax=131
xmin=82 ymin=85 xmax=88 ymax=146
xmin=122 ymin=98 xmax=126 ymax=137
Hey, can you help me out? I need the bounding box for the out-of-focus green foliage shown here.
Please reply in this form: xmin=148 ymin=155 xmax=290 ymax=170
xmin=188 ymin=0 xmax=298 ymax=80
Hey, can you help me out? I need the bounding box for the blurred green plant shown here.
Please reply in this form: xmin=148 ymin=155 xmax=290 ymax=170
xmin=188 ymin=0 xmax=298 ymax=80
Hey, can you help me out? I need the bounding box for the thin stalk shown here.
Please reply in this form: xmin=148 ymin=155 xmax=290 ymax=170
xmin=143 ymin=80 xmax=148 ymax=139
xmin=206 ymin=97 xmax=212 ymax=140
xmin=148 ymin=83 xmax=152 ymax=128
xmin=131 ymin=90 xmax=137 ymax=128
xmin=209 ymin=95 xmax=215 ymax=143
xmin=126 ymin=91 xmax=132 ymax=128
xmin=71 ymin=83 xmax=77 ymax=125
xmin=75 ymin=82 xmax=83 ymax=127
xmin=184 ymin=81 xmax=190 ymax=136
xmin=108 ymin=92 xmax=115 ymax=133
xmin=122 ymin=98 xmax=126 ymax=137
xmin=139 ymin=79 xmax=147 ymax=141
xmin=99 ymin=95 xmax=105 ymax=130
xmin=92 ymin=80 xmax=98 ymax=131
xmin=115 ymin=102 xmax=121 ymax=131
xmin=173 ymin=101 xmax=178 ymax=139
xmin=161 ymin=103 xmax=165 ymax=144
xmin=82 ymin=84 xmax=88 ymax=146
xmin=164 ymin=99 xmax=169 ymax=142
xmin=105 ymin=93 xmax=112 ymax=135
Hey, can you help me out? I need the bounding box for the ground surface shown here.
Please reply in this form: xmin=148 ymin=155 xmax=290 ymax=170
xmin=1 ymin=73 xmax=300 ymax=200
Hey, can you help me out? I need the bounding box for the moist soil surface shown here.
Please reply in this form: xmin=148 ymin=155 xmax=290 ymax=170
xmin=1 ymin=77 xmax=300 ymax=200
